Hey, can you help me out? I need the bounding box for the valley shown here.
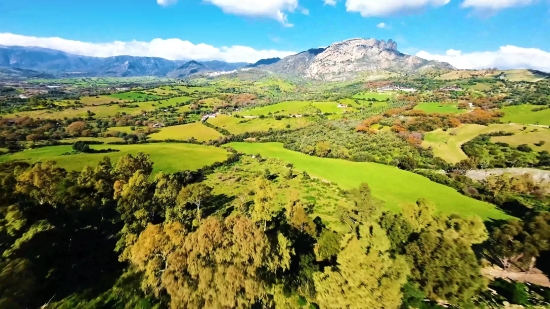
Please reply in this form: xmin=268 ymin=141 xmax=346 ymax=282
xmin=1 ymin=37 xmax=550 ymax=309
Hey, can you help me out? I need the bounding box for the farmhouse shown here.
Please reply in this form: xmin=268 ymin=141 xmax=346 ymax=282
xmin=201 ymin=113 xmax=217 ymax=122
xmin=377 ymin=85 xmax=417 ymax=93
xmin=337 ymin=104 xmax=348 ymax=108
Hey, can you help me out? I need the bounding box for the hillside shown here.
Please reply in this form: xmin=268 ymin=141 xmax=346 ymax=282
xmin=261 ymin=38 xmax=454 ymax=81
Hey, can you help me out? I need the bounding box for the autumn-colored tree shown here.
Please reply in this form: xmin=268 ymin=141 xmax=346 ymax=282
xmin=15 ymin=161 xmax=67 ymax=206
xmin=129 ymin=216 xmax=293 ymax=309
xmin=252 ymin=177 xmax=275 ymax=231
xmin=66 ymin=121 xmax=87 ymax=136
xmin=285 ymin=193 xmax=314 ymax=234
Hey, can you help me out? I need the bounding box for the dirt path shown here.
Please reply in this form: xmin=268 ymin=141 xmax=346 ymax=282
xmin=483 ymin=266 xmax=550 ymax=288
xmin=466 ymin=168 xmax=550 ymax=182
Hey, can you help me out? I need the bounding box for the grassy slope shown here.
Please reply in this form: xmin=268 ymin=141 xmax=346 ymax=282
xmin=226 ymin=142 xmax=508 ymax=220
xmin=239 ymin=101 xmax=343 ymax=116
xmin=352 ymin=92 xmax=394 ymax=100
xmin=208 ymin=115 xmax=310 ymax=134
xmin=501 ymin=105 xmax=550 ymax=126
xmin=491 ymin=129 xmax=550 ymax=152
xmin=0 ymin=143 xmax=228 ymax=174
xmin=110 ymin=92 xmax=162 ymax=101
xmin=414 ymin=102 xmax=465 ymax=114
xmin=148 ymin=123 xmax=222 ymax=142
xmin=59 ymin=95 xmax=125 ymax=106
xmin=423 ymin=124 xmax=529 ymax=164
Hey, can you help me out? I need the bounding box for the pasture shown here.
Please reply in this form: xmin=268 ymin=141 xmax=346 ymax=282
xmin=239 ymin=101 xmax=344 ymax=116
xmin=110 ymin=91 xmax=162 ymax=101
xmin=414 ymin=102 xmax=465 ymax=114
xmin=423 ymin=124 xmax=531 ymax=163
xmin=59 ymin=95 xmax=125 ymax=106
xmin=148 ymin=122 xmax=222 ymax=142
xmin=491 ymin=129 xmax=550 ymax=152
xmin=225 ymin=142 xmax=508 ymax=220
xmin=352 ymin=92 xmax=393 ymax=101
xmin=208 ymin=115 xmax=310 ymax=134
xmin=0 ymin=143 xmax=228 ymax=174
xmin=60 ymin=137 xmax=125 ymax=144
xmin=501 ymin=104 xmax=550 ymax=126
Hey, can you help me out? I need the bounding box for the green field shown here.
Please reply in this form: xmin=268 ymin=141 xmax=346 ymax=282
xmin=148 ymin=122 xmax=222 ymax=141
xmin=501 ymin=104 xmax=550 ymax=126
xmin=423 ymin=124 xmax=530 ymax=163
xmin=352 ymin=92 xmax=394 ymax=101
xmin=0 ymin=143 xmax=228 ymax=174
xmin=226 ymin=142 xmax=508 ymax=220
xmin=60 ymin=137 xmax=125 ymax=143
xmin=59 ymin=95 xmax=125 ymax=106
xmin=491 ymin=129 xmax=550 ymax=152
xmin=110 ymin=91 xmax=163 ymax=101
xmin=208 ymin=115 xmax=310 ymax=134
xmin=239 ymin=101 xmax=344 ymax=116
xmin=414 ymin=102 xmax=465 ymax=114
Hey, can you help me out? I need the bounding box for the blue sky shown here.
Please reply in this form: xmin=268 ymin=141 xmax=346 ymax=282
xmin=0 ymin=0 xmax=549 ymax=70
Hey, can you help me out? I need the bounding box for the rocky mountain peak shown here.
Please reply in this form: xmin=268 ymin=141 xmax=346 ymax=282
xmin=331 ymin=38 xmax=398 ymax=52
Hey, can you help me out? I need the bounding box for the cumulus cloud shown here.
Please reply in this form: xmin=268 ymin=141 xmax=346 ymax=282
xmin=417 ymin=46 xmax=550 ymax=72
xmin=157 ymin=0 xmax=177 ymax=6
xmin=461 ymin=0 xmax=536 ymax=11
xmin=0 ymin=33 xmax=296 ymax=63
xmin=324 ymin=0 xmax=337 ymax=5
xmin=203 ymin=0 xmax=299 ymax=27
xmin=376 ymin=22 xmax=388 ymax=28
xmin=302 ymin=8 xmax=310 ymax=15
xmin=345 ymin=0 xmax=450 ymax=17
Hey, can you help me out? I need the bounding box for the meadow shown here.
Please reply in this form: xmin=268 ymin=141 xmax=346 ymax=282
xmin=59 ymin=95 xmax=125 ymax=106
xmin=414 ymin=102 xmax=465 ymax=114
xmin=0 ymin=143 xmax=228 ymax=174
xmin=208 ymin=115 xmax=311 ymax=134
xmin=491 ymin=129 xmax=550 ymax=152
xmin=239 ymin=101 xmax=345 ymax=116
xmin=501 ymin=104 xmax=550 ymax=126
xmin=352 ymin=92 xmax=394 ymax=101
xmin=148 ymin=122 xmax=222 ymax=141
xmin=423 ymin=124 xmax=530 ymax=163
xmin=110 ymin=91 xmax=163 ymax=101
xmin=225 ymin=142 xmax=508 ymax=220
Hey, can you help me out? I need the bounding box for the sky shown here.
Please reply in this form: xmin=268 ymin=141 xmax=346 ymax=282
xmin=0 ymin=0 xmax=549 ymax=70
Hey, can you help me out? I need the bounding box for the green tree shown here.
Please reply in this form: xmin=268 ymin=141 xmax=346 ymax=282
xmin=252 ymin=177 xmax=275 ymax=231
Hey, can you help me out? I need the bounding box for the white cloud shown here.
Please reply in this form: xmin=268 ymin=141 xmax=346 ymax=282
xmin=302 ymin=8 xmax=310 ymax=15
xmin=324 ymin=0 xmax=337 ymax=5
xmin=345 ymin=0 xmax=450 ymax=16
xmin=0 ymin=33 xmax=296 ymax=63
xmin=376 ymin=22 xmax=388 ymax=28
xmin=417 ymin=46 xmax=550 ymax=72
xmin=461 ymin=0 xmax=535 ymax=11
xmin=157 ymin=0 xmax=177 ymax=6
xmin=203 ymin=0 xmax=299 ymax=27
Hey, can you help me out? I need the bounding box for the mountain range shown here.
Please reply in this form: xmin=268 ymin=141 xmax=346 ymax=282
xmin=0 ymin=38 xmax=454 ymax=80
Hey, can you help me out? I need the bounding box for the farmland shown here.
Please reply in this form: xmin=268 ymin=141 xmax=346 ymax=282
xmin=148 ymin=122 xmax=222 ymax=141
xmin=226 ymin=142 xmax=508 ymax=220
xmin=208 ymin=115 xmax=311 ymax=134
xmin=0 ymin=143 xmax=228 ymax=174
xmin=491 ymin=129 xmax=550 ymax=152
xmin=239 ymin=101 xmax=346 ymax=116
xmin=110 ymin=91 xmax=163 ymax=101
xmin=414 ymin=102 xmax=465 ymax=114
xmin=422 ymin=124 xmax=529 ymax=163
xmin=501 ymin=104 xmax=550 ymax=126
xmin=352 ymin=92 xmax=394 ymax=101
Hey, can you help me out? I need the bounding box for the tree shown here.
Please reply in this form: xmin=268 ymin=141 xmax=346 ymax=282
xmin=72 ymin=141 xmax=91 ymax=153
xmin=315 ymin=141 xmax=331 ymax=157
xmin=176 ymin=183 xmax=212 ymax=221
xmin=128 ymin=216 xmax=293 ymax=309
xmin=314 ymin=225 xmax=409 ymax=309
xmin=285 ymin=194 xmax=314 ymax=234
xmin=252 ymin=177 xmax=275 ymax=231
xmin=66 ymin=121 xmax=87 ymax=136
xmin=115 ymin=152 xmax=153 ymax=181
xmin=15 ymin=161 xmax=67 ymax=206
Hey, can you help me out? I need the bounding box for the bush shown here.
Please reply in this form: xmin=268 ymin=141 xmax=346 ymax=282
xmin=72 ymin=141 xmax=91 ymax=153
xmin=517 ymin=144 xmax=533 ymax=152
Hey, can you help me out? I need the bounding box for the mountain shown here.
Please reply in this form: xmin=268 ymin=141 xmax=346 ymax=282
xmin=166 ymin=61 xmax=209 ymax=78
xmin=246 ymin=57 xmax=281 ymax=68
xmin=0 ymin=67 xmax=54 ymax=79
xmin=0 ymin=46 xmax=248 ymax=77
xmin=261 ymin=38 xmax=454 ymax=81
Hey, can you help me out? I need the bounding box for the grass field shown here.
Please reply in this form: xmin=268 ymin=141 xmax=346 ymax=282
xmin=491 ymin=129 xmax=550 ymax=152
xmin=148 ymin=122 xmax=222 ymax=141
xmin=0 ymin=143 xmax=228 ymax=174
xmin=225 ymin=142 xmax=508 ymax=220
xmin=208 ymin=115 xmax=311 ymax=134
xmin=501 ymin=104 xmax=550 ymax=126
xmin=423 ymin=124 xmax=530 ymax=163
xmin=107 ymin=126 xmax=146 ymax=133
xmin=414 ymin=102 xmax=465 ymax=114
xmin=59 ymin=95 xmax=125 ymax=106
xmin=110 ymin=91 xmax=162 ymax=101
xmin=60 ymin=137 xmax=125 ymax=143
xmin=352 ymin=92 xmax=394 ymax=101
xmin=239 ymin=101 xmax=344 ymax=116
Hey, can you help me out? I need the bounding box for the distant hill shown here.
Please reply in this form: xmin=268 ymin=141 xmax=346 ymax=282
xmin=0 ymin=67 xmax=54 ymax=79
xmin=246 ymin=58 xmax=281 ymax=68
xmin=260 ymin=39 xmax=454 ymax=81
xmin=0 ymin=46 xmax=248 ymax=78
xmin=167 ymin=61 xmax=209 ymax=78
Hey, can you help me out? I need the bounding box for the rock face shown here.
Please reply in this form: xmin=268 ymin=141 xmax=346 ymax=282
xmin=263 ymin=38 xmax=454 ymax=81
